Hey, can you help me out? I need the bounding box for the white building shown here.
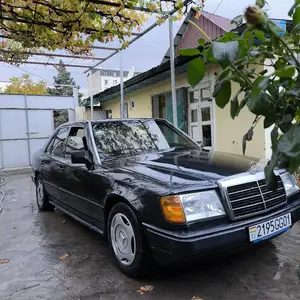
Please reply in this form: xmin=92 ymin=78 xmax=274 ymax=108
xmin=87 ymin=67 xmax=140 ymax=97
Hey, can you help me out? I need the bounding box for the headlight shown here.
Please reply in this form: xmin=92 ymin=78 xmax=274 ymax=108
xmin=281 ymin=173 xmax=299 ymax=197
xmin=160 ymin=191 xmax=226 ymax=224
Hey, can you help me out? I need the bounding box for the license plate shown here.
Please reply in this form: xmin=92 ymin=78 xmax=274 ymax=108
xmin=249 ymin=213 xmax=292 ymax=243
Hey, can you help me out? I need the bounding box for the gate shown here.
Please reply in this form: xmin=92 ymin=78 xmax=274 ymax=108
xmin=0 ymin=94 xmax=76 ymax=169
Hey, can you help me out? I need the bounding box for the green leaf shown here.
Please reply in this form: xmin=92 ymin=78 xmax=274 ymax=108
xmin=178 ymin=48 xmax=200 ymax=57
xmin=231 ymin=15 xmax=243 ymax=27
xmin=198 ymin=39 xmax=205 ymax=47
xmin=214 ymin=80 xmax=232 ymax=108
xmin=204 ymin=45 xmax=217 ymax=63
xmin=253 ymin=29 xmax=266 ymax=41
xmin=230 ymin=98 xmax=239 ymax=119
xmin=264 ymin=117 xmax=274 ymax=129
xmin=243 ymin=31 xmax=254 ymax=48
xmin=256 ymin=0 xmax=265 ymax=8
xmin=187 ymin=58 xmax=205 ymax=87
xmin=248 ymin=78 xmax=272 ymax=116
xmin=225 ymin=32 xmax=241 ymax=40
xmin=278 ymin=124 xmax=300 ymax=160
xmin=265 ymin=162 xmax=278 ymax=190
xmin=294 ymin=5 xmax=300 ymax=26
xmin=212 ymin=41 xmax=239 ymax=68
xmin=275 ymin=66 xmax=295 ymax=77
xmin=291 ymin=23 xmax=300 ymax=34
xmin=271 ymin=126 xmax=279 ymax=150
xmin=238 ymin=40 xmax=248 ymax=57
xmin=217 ymin=67 xmax=231 ymax=82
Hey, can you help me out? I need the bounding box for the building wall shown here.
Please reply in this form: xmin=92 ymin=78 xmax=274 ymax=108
xmin=100 ymin=66 xmax=266 ymax=159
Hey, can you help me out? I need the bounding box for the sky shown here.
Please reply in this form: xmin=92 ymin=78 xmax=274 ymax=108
xmin=0 ymin=0 xmax=294 ymax=96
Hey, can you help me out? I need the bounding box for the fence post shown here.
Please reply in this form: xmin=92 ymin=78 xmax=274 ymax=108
xmin=24 ymin=95 xmax=32 ymax=166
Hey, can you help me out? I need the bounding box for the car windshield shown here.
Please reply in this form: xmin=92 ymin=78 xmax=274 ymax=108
xmin=92 ymin=120 xmax=198 ymax=159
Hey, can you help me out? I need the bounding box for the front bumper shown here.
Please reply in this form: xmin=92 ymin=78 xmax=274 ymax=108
xmin=144 ymin=199 xmax=300 ymax=265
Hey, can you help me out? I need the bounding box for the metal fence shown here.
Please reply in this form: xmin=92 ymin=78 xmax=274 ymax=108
xmin=0 ymin=94 xmax=76 ymax=169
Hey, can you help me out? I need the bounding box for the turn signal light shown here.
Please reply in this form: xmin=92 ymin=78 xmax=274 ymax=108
xmin=160 ymin=195 xmax=186 ymax=224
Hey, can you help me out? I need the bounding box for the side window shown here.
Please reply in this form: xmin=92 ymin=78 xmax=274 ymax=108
xmin=49 ymin=127 xmax=69 ymax=158
xmin=65 ymin=127 xmax=86 ymax=159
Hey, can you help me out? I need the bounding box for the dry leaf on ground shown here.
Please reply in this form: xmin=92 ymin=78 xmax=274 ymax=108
xmin=62 ymin=220 xmax=67 ymax=224
xmin=59 ymin=253 xmax=69 ymax=261
xmin=12 ymin=226 xmax=18 ymax=229
xmin=0 ymin=258 xmax=9 ymax=264
xmin=191 ymin=297 xmax=203 ymax=300
xmin=137 ymin=285 xmax=154 ymax=295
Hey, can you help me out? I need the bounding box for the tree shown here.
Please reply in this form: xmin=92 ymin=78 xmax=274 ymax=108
xmin=48 ymin=60 xmax=84 ymax=127
xmin=48 ymin=60 xmax=76 ymax=96
xmin=0 ymin=0 xmax=201 ymax=62
xmin=4 ymin=74 xmax=47 ymax=94
xmin=180 ymin=0 xmax=300 ymax=187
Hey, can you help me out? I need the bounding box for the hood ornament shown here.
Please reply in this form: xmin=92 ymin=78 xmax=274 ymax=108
xmin=249 ymin=161 xmax=257 ymax=174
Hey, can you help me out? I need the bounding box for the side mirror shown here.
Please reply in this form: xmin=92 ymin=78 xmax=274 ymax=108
xmin=71 ymin=150 xmax=88 ymax=165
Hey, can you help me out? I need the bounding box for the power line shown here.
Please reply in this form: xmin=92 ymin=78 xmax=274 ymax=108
xmin=16 ymin=65 xmax=49 ymax=82
xmin=208 ymin=0 xmax=226 ymax=20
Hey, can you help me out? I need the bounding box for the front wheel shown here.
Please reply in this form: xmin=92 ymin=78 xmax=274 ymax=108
xmin=36 ymin=175 xmax=54 ymax=211
xmin=107 ymin=203 xmax=151 ymax=277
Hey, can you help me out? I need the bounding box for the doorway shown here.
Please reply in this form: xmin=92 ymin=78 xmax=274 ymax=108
xmin=188 ymin=82 xmax=214 ymax=149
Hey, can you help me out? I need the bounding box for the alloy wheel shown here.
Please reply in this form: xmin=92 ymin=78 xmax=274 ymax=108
xmin=36 ymin=179 xmax=44 ymax=206
xmin=110 ymin=213 xmax=136 ymax=266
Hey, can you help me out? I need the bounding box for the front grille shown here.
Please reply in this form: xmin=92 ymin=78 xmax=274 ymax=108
xmin=226 ymin=177 xmax=286 ymax=219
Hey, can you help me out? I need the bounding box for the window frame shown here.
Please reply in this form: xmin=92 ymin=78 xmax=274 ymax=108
xmin=45 ymin=126 xmax=71 ymax=158
xmin=64 ymin=125 xmax=87 ymax=159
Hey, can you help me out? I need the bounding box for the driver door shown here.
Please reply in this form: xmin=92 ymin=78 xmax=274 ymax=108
xmin=59 ymin=125 xmax=93 ymax=223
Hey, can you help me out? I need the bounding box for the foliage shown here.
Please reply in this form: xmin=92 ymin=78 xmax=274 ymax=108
xmin=180 ymin=0 xmax=300 ymax=188
xmin=0 ymin=0 xmax=202 ymax=58
xmin=47 ymin=59 xmax=84 ymax=101
xmin=3 ymin=74 xmax=47 ymax=94
xmin=48 ymin=60 xmax=84 ymax=127
xmin=48 ymin=60 xmax=77 ymax=96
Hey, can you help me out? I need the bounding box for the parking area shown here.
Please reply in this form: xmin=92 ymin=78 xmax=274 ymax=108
xmin=1 ymin=173 xmax=300 ymax=300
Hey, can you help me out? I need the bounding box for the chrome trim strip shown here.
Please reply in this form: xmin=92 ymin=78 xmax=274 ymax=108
xmin=88 ymin=121 xmax=101 ymax=165
xmin=228 ymin=186 xmax=258 ymax=195
xmin=232 ymin=202 xmax=264 ymax=211
xmin=230 ymin=193 xmax=262 ymax=203
xmin=50 ymin=201 xmax=104 ymax=235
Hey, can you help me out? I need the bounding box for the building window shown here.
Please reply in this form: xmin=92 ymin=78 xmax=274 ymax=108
xmin=104 ymin=79 xmax=108 ymax=86
xmin=113 ymin=72 xmax=117 ymax=76
xmin=113 ymin=79 xmax=118 ymax=85
xmin=130 ymin=99 xmax=135 ymax=109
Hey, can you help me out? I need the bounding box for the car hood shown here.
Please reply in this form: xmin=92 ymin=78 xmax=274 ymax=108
xmin=106 ymin=148 xmax=268 ymax=194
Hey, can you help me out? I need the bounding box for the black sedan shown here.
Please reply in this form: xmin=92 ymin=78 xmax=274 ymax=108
xmin=32 ymin=119 xmax=300 ymax=277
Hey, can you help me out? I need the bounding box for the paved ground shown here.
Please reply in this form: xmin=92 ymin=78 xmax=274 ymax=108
xmin=1 ymin=174 xmax=300 ymax=300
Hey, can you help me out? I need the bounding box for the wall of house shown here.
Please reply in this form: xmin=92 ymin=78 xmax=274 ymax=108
xmin=101 ymin=72 xmax=190 ymax=119
xmin=100 ymin=66 xmax=266 ymax=159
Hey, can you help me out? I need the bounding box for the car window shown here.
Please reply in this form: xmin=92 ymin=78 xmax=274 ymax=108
xmin=49 ymin=127 xmax=69 ymax=158
xmin=65 ymin=127 xmax=86 ymax=159
xmin=92 ymin=120 xmax=198 ymax=159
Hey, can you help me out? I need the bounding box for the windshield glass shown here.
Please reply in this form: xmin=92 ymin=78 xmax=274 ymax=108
xmin=92 ymin=120 xmax=198 ymax=159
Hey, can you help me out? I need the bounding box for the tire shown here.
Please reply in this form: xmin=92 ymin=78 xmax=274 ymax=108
xmin=107 ymin=202 xmax=151 ymax=277
xmin=35 ymin=175 xmax=54 ymax=211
